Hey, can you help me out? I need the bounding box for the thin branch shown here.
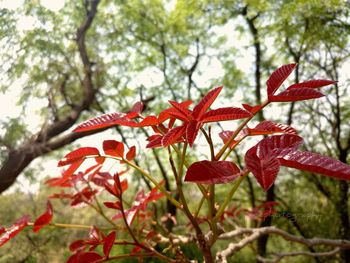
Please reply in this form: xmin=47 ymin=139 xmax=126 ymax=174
xmin=216 ymin=226 xmax=350 ymax=262
xmin=256 ymin=248 xmax=341 ymax=263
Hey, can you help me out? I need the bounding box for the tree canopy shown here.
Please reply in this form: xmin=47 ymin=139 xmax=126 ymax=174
xmin=0 ymin=0 xmax=350 ymax=262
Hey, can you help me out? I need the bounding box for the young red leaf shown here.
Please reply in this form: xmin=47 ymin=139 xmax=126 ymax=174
xmin=192 ymin=86 xmax=223 ymax=119
xmin=76 ymin=251 xmax=103 ymax=263
xmin=103 ymin=140 xmax=124 ymax=158
xmin=69 ymin=240 xmax=86 ymax=252
xmin=145 ymin=185 xmax=166 ymax=203
xmin=58 ymin=147 xmax=99 ymax=166
xmin=73 ymin=112 xmax=129 ymax=132
xmin=74 ymin=112 xmax=159 ymax=133
xmin=269 ymin=88 xmax=325 ymax=102
xmin=126 ymin=146 xmax=136 ymax=161
xmin=267 ymin=63 xmax=297 ymax=96
xmin=242 ymin=103 xmax=263 ymax=114
xmin=185 ymin=160 xmax=241 ymax=184
xmin=219 ymin=130 xmax=247 ymax=148
xmin=62 ymin=159 xmax=84 ymax=179
xmin=146 ymin=134 xmax=163 ymax=148
xmin=114 ymin=178 xmax=128 ymax=197
xmin=168 ymin=100 xmax=192 ymax=120
xmin=89 ymin=226 xmax=103 ymax=241
xmin=256 ymin=134 xmax=304 ymax=158
xmin=161 ymin=125 xmax=186 ymax=147
xmin=128 ymin=101 xmax=144 ymax=114
xmin=287 ymin=79 xmax=336 ymax=89
xmin=103 ymin=201 xmax=122 ymax=210
xmin=158 ymin=100 xmax=193 ymax=123
xmin=279 ymin=150 xmax=350 ymax=180
xmin=186 ymin=120 xmax=200 ymax=147
xmin=136 ymin=116 xmax=159 ymax=127
xmin=33 ymin=201 xmax=53 ymax=232
xmin=103 ymin=231 xmax=116 ymax=257
xmin=245 ymin=147 xmax=280 ymax=191
xmin=0 ymin=215 xmax=30 ymax=247
xmin=248 ymin=121 xmax=297 ymax=136
xmin=131 ymin=245 xmax=143 ymax=254
xmin=71 ymin=187 xmax=98 ymax=206
xmin=112 ymin=186 xmax=164 ymax=223
xmin=200 ymin=107 xmax=251 ymax=123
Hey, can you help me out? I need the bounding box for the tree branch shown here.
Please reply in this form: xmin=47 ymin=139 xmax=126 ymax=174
xmin=216 ymin=226 xmax=350 ymax=262
xmin=0 ymin=0 xmax=101 ymax=193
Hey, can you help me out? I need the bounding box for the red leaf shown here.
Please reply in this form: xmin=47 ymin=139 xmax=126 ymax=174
xmin=89 ymin=226 xmax=103 ymax=241
xmin=185 ymin=160 xmax=241 ymax=184
xmin=245 ymin=147 xmax=280 ymax=191
xmin=192 ymin=86 xmax=223 ymax=119
xmin=200 ymin=107 xmax=251 ymax=123
xmin=69 ymin=240 xmax=86 ymax=252
xmin=267 ymin=63 xmax=297 ymax=96
xmin=73 ymin=112 xmax=128 ymax=132
xmin=269 ymin=88 xmax=324 ymax=102
xmin=168 ymin=101 xmax=192 ymax=120
xmin=126 ymin=146 xmax=136 ymax=161
xmin=103 ymin=201 xmax=122 ymax=210
xmin=219 ymin=130 xmax=248 ymax=148
xmin=146 ymin=134 xmax=163 ymax=148
xmin=256 ymin=134 xmax=303 ymax=158
xmin=104 ymin=177 xmax=128 ymax=197
xmin=158 ymin=100 xmax=193 ymax=123
xmin=0 ymin=215 xmax=30 ymax=247
xmin=103 ymin=231 xmax=116 ymax=257
xmin=103 ymin=140 xmax=124 ymax=158
xmin=58 ymin=147 xmax=99 ymax=166
xmin=64 ymin=159 xmax=85 ymax=177
xmin=33 ymin=201 xmax=53 ymax=233
xmin=118 ymin=178 xmax=129 ymax=195
xmin=186 ymin=120 xmax=200 ymax=147
xmin=131 ymin=245 xmax=142 ymax=254
xmin=242 ymin=104 xmax=263 ymax=115
xmin=161 ymin=125 xmax=186 ymax=147
xmin=47 ymin=159 xmax=85 ymax=188
xmin=128 ymin=101 xmax=144 ymax=114
xmin=71 ymin=187 xmax=98 ymax=206
xmin=112 ymin=186 xmax=164 ymax=223
xmin=73 ymin=112 xmax=159 ymax=133
xmin=136 ymin=116 xmax=159 ymax=127
xmin=287 ymin=79 xmax=336 ymax=89
xmin=279 ymin=150 xmax=350 ymax=180
xmin=77 ymin=251 xmax=103 ymax=263
xmin=248 ymin=121 xmax=297 ymax=136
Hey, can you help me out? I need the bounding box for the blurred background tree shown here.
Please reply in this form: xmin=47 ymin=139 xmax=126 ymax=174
xmin=0 ymin=0 xmax=349 ymax=262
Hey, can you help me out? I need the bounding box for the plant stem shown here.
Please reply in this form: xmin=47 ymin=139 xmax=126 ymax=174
xmin=213 ymin=171 xmax=249 ymax=222
xmin=123 ymin=159 xmax=182 ymax=209
xmin=215 ymin=100 xmax=269 ymax=160
xmin=173 ymin=143 xmax=214 ymax=262
xmin=27 ymin=222 xmax=97 ymax=230
xmin=222 ymin=135 xmax=247 ymax=161
xmin=201 ymin=127 xmax=215 ymax=160
xmin=86 ymin=181 xmax=120 ymax=228
xmin=105 ymin=252 xmax=176 ymax=262
xmin=194 ymin=195 xmax=206 ymax=218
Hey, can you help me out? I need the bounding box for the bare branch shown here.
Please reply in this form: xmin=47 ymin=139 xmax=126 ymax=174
xmin=257 ymin=248 xmax=341 ymax=263
xmin=216 ymin=227 xmax=350 ymax=262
